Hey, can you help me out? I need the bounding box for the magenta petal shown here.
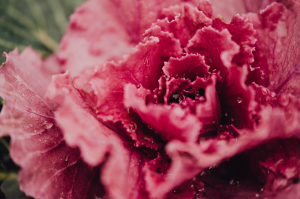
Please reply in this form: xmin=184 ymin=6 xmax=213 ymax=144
xmin=42 ymin=53 xmax=62 ymax=76
xmin=124 ymin=84 xmax=201 ymax=143
xmin=212 ymin=14 xmax=256 ymax=67
xmin=197 ymin=0 xmax=213 ymax=18
xmin=1 ymin=48 xmax=51 ymax=98
xmin=245 ymin=2 xmax=300 ymax=96
xmin=56 ymin=97 xmax=149 ymax=199
xmin=0 ymin=49 xmax=104 ymax=199
xmin=209 ymin=0 xmax=247 ymax=22
xmin=155 ymin=3 xmax=212 ymax=48
xmin=163 ymin=54 xmax=209 ymax=81
xmin=47 ymin=72 xmax=151 ymax=198
xmin=243 ymin=0 xmax=294 ymax=13
xmin=219 ymin=66 xmax=256 ymax=129
xmin=166 ymin=180 xmax=196 ymax=199
xmin=146 ymin=100 xmax=300 ymax=198
xmin=74 ymin=26 xmax=181 ymax=123
xmin=194 ymin=75 xmax=221 ymax=133
xmin=54 ymin=96 xmax=118 ymax=166
xmin=186 ymin=26 xmax=239 ymax=75
xmin=164 ymin=77 xmax=192 ymax=104
xmin=46 ymin=72 xmax=122 ymax=166
xmin=59 ymin=0 xmax=135 ymax=76
xmin=18 ymin=143 xmax=104 ymax=199
xmin=60 ymin=0 xmax=198 ymax=76
xmin=102 ymin=145 xmax=149 ymax=199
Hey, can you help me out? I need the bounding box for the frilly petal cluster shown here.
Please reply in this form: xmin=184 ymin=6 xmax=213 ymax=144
xmin=0 ymin=0 xmax=300 ymax=199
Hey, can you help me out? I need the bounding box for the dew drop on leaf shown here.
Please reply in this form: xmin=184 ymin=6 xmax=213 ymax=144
xmin=236 ymin=96 xmax=242 ymax=103
xmin=261 ymin=71 xmax=266 ymax=79
xmin=271 ymin=92 xmax=276 ymax=97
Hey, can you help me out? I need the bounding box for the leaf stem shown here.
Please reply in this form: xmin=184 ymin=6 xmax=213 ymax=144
xmin=0 ymin=172 xmax=18 ymax=180
xmin=0 ymin=138 xmax=9 ymax=151
xmin=33 ymin=29 xmax=59 ymax=52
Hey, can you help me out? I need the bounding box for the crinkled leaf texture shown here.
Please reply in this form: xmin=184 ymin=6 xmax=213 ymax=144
xmin=0 ymin=49 xmax=105 ymax=199
xmin=245 ymin=2 xmax=300 ymax=98
xmin=59 ymin=0 xmax=200 ymax=76
xmin=0 ymin=1 xmax=300 ymax=199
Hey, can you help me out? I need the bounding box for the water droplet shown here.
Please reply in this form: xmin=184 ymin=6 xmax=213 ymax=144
xmin=278 ymin=94 xmax=289 ymax=106
xmin=229 ymin=178 xmax=234 ymax=185
xmin=261 ymin=188 xmax=264 ymax=191
xmin=143 ymin=136 xmax=152 ymax=143
xmin=173 ymin=190 xmax=177 ymax=194
xmin=191 ymin=184 xmax=194 ymax=188
xmin=231 ymin=118 xmax=234 ymax=122
xmin=46 ymin=122 xmax=53 ymax=129
xmin=271 ymin=92 xmax=276 ymax=97
xmin=261 ymin=87 xmax=268 ymax=95
xmin=255 ymin=193 xmax=259 ymax=197
xmin=41 ymin=121 xmax=53 ymax=129
xmin=224 ymin=112 xmax=228 ymax=117
xmin=261 ymin=71 xmax=265 ymax=79
xmin=236 ymin=96 xmax=242 ymax=104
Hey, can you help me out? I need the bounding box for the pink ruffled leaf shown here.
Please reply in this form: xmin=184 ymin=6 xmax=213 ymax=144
xmin=164 ymin=77 xmax=192 ymax=104
xmin=245 ymin=2 xmax=300 ymax=97
xmin=46 ymin=73 xmax=151 ymax=199
xmin=162 ymin=54 xmax=209 ymax=81
xmin=74 ymin=26 xmax=181 ymax=122
xmin=209 ymin=0 xmax=247 ymax=22
xmin=186 ymin=26 xmax=239 ymax=76
xmin=219 ymin=66 xmax=257 ymax=129
xmin=146 ymin=99 xmax=300 ymax=198
xmin=59 ymin=0 xmax=199 ymax=76
xmin=194 ymin=75 xmax=221 ymax=134
xmin=124 ymin=84 xmax=201 ymax=143
xmin=0 ymin=49 xmax=104 ymax=199
xmin=154 ymin=3 xmax=212 ymax=47
xmin=212 ymin=14 xmax=257 ymax=67
xmin=102 ymin=145 xmax=149 ymax=199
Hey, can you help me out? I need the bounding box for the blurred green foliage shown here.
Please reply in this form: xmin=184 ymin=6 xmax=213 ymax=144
xmin=0 ymin=0 xmax=85 ymax=62
xmin=0 ymin=0 xmax=85 ymax=198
